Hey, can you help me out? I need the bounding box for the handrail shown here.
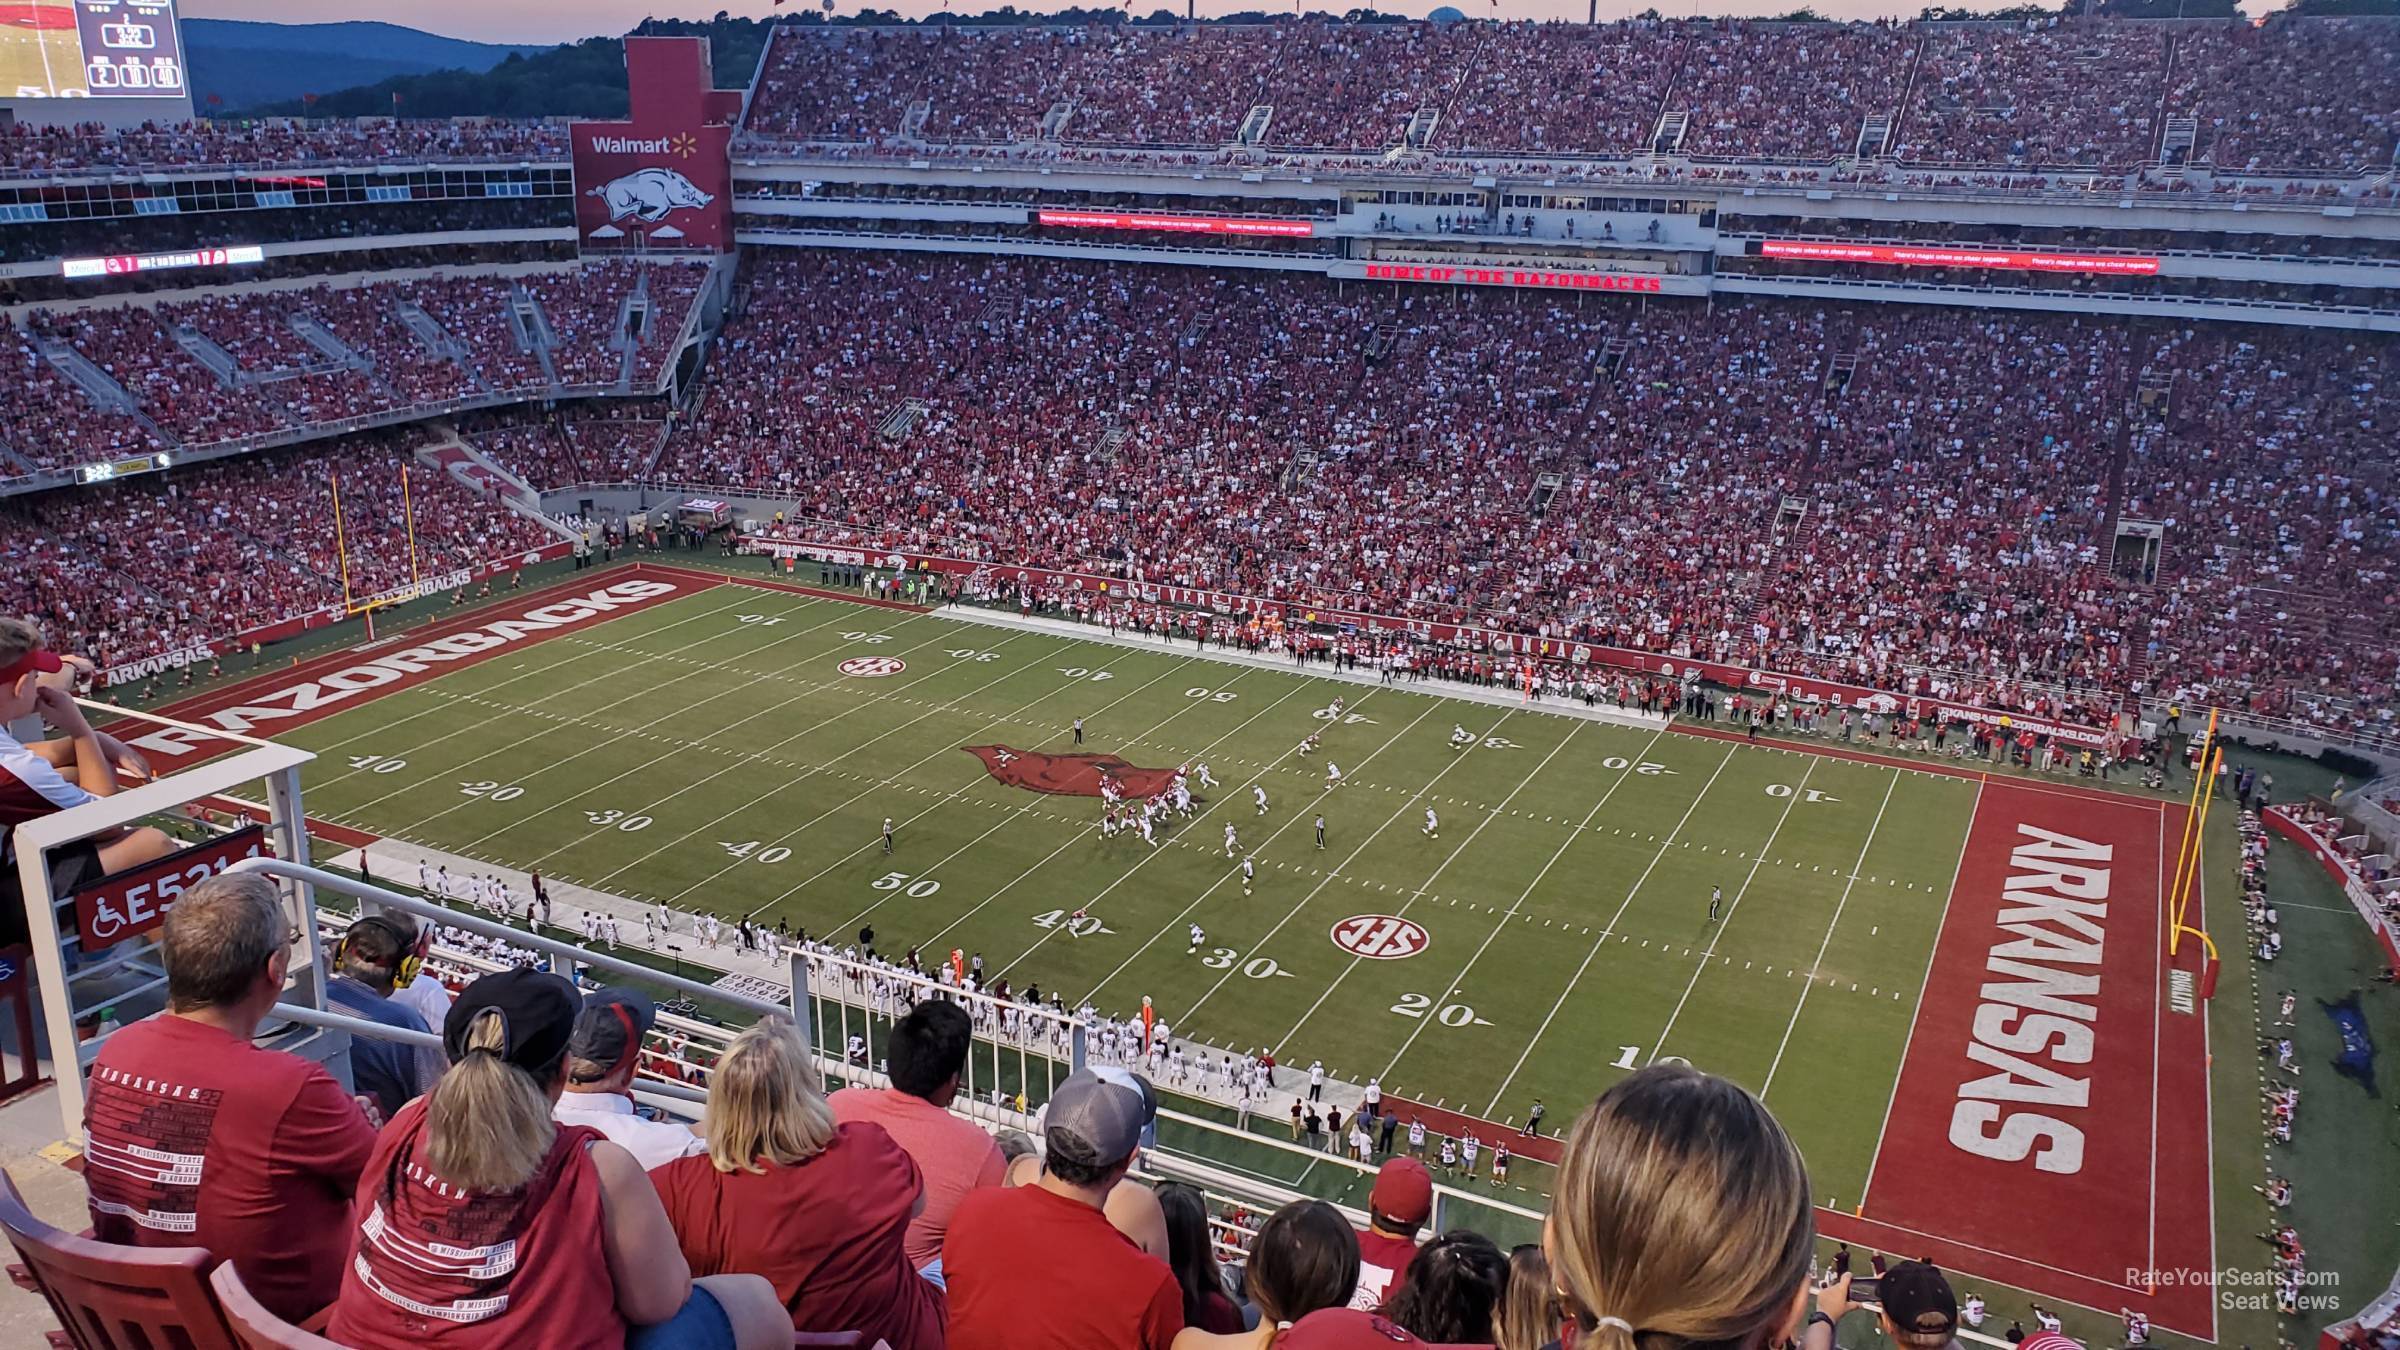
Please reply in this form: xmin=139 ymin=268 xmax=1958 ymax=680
xmin=226 ymin=858 xmax=793 ymax=1022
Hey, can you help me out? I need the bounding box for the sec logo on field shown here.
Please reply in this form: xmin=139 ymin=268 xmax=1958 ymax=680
xmin=1331 ymin=914 xmax=1428 ymax=960
xmin=838 ymin=656 xmax=907 ymax=677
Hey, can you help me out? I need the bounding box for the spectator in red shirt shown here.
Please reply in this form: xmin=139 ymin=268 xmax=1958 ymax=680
xmin=943 ymin=1066 xmax=1183 ymax=1350
xmin=829 ymin=998 xmax=1006 ymax=1277
xmin=329 ymin=968 xmax=790 ymax=1350
xmin=81 ymin=871 xmax=377 ymax=1324
xmin=651 ymin=1016 xmax=945 ymax=1350
xmin=1547 ymin=1065 xmax=1816 ymax=1350
xmin=1352 ymin=1156 xmax=1431 ymax=1310
xmin=0 ymin=617 xmax=174 ymax=944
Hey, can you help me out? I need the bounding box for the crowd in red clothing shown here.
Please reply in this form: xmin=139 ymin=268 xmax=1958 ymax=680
xmin=72 ymin=867 xmax=1997 ymax=1350
xmin=742 ymin=16 xmax=2399 ymax=173
xmin=0 ymin=264 xmax=709 ymax=470
xmin=0 ymin=428 xmax=552 ymax=672
xmin=661 ymin=251 xmax=2396 ymax=741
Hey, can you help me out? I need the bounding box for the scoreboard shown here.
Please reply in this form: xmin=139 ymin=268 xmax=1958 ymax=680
xmin=2 ymin=0 xmax=185 ymax=101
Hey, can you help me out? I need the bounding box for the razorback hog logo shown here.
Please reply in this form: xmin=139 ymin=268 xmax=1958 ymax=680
xmin=589 ymin=167 xmax=714 ymax=224
xmin=963 ymin=746 xmax=1179 ymax=799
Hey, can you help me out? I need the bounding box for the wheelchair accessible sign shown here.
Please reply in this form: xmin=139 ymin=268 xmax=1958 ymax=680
xmin=72 ymin=826 xmax=268 ymax=951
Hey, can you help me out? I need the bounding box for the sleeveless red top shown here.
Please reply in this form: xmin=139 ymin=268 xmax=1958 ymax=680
xmin=328 ymin=1098 xmax=622 ymax=1349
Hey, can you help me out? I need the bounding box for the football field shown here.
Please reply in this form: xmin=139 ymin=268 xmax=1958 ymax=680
xmin=123 ymin=563 xmax=2220 ymax=1334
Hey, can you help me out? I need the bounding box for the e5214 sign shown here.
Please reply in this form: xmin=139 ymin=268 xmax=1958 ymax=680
xmin=72 ymin=826 xmax=268 ymax=951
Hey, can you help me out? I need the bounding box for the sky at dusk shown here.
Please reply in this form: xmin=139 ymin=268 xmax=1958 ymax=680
xmin=182 ymin=0 xmax=2042 ymax=48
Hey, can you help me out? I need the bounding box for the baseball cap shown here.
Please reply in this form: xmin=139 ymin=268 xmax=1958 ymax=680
xmin=445 ymin=968 xmax=580 ymax=1073
xmin=1878 ymin=1261 xmax=1959 ymax=1337
xmin=1041 ymin=1065 xmax=1156 ymax=1168
xmin=566 ymin=987 xmax=657 ymax=1082
xmin=2019 ymin=1335 xmax=2084 ymax=1350
xmin=0 ymin=617 xmax=63 ymax=684
xmin=1370 ymin=1156 xmax=1433 ymax=1226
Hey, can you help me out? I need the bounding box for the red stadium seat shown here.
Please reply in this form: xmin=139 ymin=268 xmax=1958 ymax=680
xmin=0 ymin=1167 xmax=241 ymax=1350
xmin=208 ymin=1265 xmax=343 ymax=1350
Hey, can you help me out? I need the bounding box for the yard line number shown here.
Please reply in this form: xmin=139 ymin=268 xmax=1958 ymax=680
xmin=1390 ymin=992 xmax=1490 ymax=1028
xmin=1202 ymin=948 xmax=1290 ymax=979
xmin=582 ymin=809 xmax=652 ymax=831
xmin=719 ymin=840 xmax=793 ymax=865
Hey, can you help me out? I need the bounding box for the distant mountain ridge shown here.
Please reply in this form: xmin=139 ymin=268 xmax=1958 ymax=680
xmin=183 ymin=19 xmax=553 ymax=114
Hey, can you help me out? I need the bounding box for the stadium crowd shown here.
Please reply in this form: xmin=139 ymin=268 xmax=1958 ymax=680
xmin=0 ymin=117 xmax=568 ymax=175
xmin=0 ymin=428 xmax=553 ymax=674
xmin=663 ymin=251 xmax=2395 ymax=741
xmin=0 ymin=262 xmax=708 ymax=469
xmin=66 ymin=868 xmax=2051 ymax=1350
xmin=741 ymin=16 xmax=2399 ymax=173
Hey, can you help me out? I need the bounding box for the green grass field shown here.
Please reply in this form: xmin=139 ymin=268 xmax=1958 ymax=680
xmin=277 ymin=578 xmax=1983 ymax=1202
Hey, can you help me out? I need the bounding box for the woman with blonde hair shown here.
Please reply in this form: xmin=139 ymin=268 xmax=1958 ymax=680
xmin=650 ymin=1015 xmax=946 ymax=1350
xmin=330 ymin=969 xmax=790 ymax=1350
xmin=1496 ymin=1243 xmax=1563 ymax=1350
xmin=1543 ymin=1063 xmax=1816 ymax=1350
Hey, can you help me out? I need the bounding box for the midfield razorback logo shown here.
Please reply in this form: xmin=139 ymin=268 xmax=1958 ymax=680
xmin=963 ymin=746 xmax=1179 ymax=799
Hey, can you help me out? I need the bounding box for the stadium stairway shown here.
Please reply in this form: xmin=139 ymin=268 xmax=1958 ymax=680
xmin=35 ymin=338 xmax=174 ymax=446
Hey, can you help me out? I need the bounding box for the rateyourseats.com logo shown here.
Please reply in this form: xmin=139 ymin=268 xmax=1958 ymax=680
xmin=2129 ymin=1267 xmax=2343 ymax=1313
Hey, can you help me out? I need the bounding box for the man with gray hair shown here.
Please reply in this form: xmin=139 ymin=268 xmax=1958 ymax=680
xmin=82 ymin=872 xmax=378 ymax=1324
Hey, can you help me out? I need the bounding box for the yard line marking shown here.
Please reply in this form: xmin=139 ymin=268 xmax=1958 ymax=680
xmin=1646 ymin=759 xmax=1819 ymax=1062
xmin=1481 ymin=744 xmax=1738 ymax=1115
xmin=307 ymin=588 xmax=770 ymax=788
xmin=907 ymin=679 xmax=1318 ymax=948
xmin=340 ymin=598 xmax=870 ymax=817
xmin=564 ymin=626 xmax=1097 ymax=884
xmin=1172 ymin=708 xmax=1509 ymax=1028
xmin=1057 ymin=698 xmax=1444 ymax=1003
xmin=1379 ymin=723 xmax=1674 ymax=1080
xmin=400 ymin=614 xmax=987 ymax=847
xmin=1758 ymin=767 xmax=1901 ymax=1099
xmin=773 ymin=651 xmax=1247 ymax=930
xmin=1856 ymin=777 xmax=1983 ymax=1214
xmin=1274 ymin=722 xmax=1587 ymax=1050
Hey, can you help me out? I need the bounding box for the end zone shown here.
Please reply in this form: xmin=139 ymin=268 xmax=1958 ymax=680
xmin=1862 ymin=780 xmax=2214 ymax=1336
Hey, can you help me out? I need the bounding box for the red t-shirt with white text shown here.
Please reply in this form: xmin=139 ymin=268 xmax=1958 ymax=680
xmin=83 ymin=1016 xmax=377 ymax=1323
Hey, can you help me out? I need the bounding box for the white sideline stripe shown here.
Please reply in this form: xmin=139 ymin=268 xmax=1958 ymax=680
xmin=1758 ymin=767 xmax=1901 ymax=1100
xmin=1062 ymin=693 xmax=1440 ymax=1004
xmin=1855 ymin=778 xmax=1983 ymax=1214
xmin=367 ymin=600 xmax=924 ymax=832
xmin=1377 ymin=724 xmax=1670 ymax=1080
xmin=1646 ymin=758 xmax=1819 ymax=1062
xmin=1481 ymin=744 xmax=1739 ymax=1116
xmin=906 ymin=677 xmax=1315 ymax=949
xmin=1172 ymin=705 xmax=1501 ymax=1028
xmin=1273 ymin=720 xmax=1585 ymax=1052
xmin=307 ymin=588 xmax=768 ymax=789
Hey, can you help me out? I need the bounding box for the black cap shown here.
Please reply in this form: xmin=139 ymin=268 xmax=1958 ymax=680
xmin=1879 ymin=1261 xmax=1958 ymax=1338
xmin=567 ymin=987 xmax=657 ymax=1082
xmin=445 ymin=968 xmax=580 ymax=1074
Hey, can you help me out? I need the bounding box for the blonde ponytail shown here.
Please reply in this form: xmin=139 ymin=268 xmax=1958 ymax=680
xmin=423 ymin=1008 xmax=556 ymax=1191
xmin=1548 ymin=1065 xmax=1814 ymax=1350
